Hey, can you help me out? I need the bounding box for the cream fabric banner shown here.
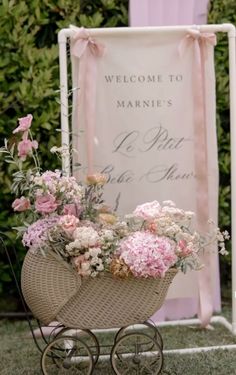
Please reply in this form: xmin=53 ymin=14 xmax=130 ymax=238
xmin=70 ymin=27 xmax=220 ymax=322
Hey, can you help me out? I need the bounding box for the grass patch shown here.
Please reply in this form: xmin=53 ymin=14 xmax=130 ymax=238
xmin=0 ymin=305 xmax=236 ymax=374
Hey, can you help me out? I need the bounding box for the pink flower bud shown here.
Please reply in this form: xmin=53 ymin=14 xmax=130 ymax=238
xmin=12 ymin=197 xmax=30 ymax=212
xmin=13 ymin=114 xmax=33 ymax=134
xmin=17 ymin=139 xmax=38 ymax=160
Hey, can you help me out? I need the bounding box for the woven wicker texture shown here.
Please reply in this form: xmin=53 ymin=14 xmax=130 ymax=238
xmin=57 ymin=269 xmax=177 ymax=329
xmin=21 ymin=250 xmax=177 ymax=328
xmin=21 ymin=251 xmax=81 ymax=325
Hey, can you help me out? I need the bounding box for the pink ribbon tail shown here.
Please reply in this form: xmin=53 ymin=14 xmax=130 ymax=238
xmin=179 ymin=30 xmax=217 ymax=327
xmin=71 ymin=27 xmax=105 ymax=175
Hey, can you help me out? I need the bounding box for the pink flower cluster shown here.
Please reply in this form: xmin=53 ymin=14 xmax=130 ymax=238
xmin=33 ymin=171 xmax=83 ymax=214
xmin=5 ymin=114 xmax=229 ymax=279
xmin=22 ymin=216 xmax=60 ymax=251
xmin=117 ymin=231 xmax=177 ymax=278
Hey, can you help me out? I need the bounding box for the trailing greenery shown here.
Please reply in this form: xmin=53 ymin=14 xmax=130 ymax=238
xmin=0 ymin=0 xmax=128 ymax=309
xmin=0 ymin=0 xmax=234 ymax=309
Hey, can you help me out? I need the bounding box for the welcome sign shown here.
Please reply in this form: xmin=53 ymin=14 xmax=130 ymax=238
xmin=70 ymin=27 xmax=220 ymax=321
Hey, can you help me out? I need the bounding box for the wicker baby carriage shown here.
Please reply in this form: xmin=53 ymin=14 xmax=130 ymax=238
xmin=21 ymin=249 xmax=177 ymax=374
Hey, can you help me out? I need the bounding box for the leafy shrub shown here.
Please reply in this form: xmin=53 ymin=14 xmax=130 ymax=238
xmin=0 ymin=0 xmax=128 ymax=310
xmin=208 ymin=0 xmax=236 ymax=288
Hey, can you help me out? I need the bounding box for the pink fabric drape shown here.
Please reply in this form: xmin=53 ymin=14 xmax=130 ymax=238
xmin=129 ymin=1 xmax=221 ymax=323
xmin=179 ymin=30 xmax=217 ymax=327
xmin=71 ymin=28 xmax=105 ymax=174
xmin=129 ymin=0 xmax=210 ymax=26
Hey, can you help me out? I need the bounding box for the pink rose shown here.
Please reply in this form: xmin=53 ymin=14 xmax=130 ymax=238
xmin=12 ymin=197 xmax=30 ymax=212
xmin=59 ymin=215 xmax=79 ymax=235
xmin=177 ymin=240 xmax=193 ymax=257
xmin=13 ymin=114 xmax=33 ymax=134
xmin=35 ymin=194 xmax=58 ymax=214
xmin=17 ymin=139 xmax=38 ymax=160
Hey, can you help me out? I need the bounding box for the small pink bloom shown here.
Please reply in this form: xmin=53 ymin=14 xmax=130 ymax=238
xmin=147 ymin=221 xmax=158 ymax=233
xmin=63 ymin=204 xmax=77 ymax=216
xmin=79 ymin=261 xmax=91 ymax=277
xmin=35 ymin=193 xmax=58 ymax=214
xmin=13 ymin=114 xmax=33 ymax=134
xmin=74 ymin=255 xmax=86 ymax=268
xmin=59 ymin=215 xmax=79 ymax=235
xmin=12 ymin=197 xmax=30 ymax=212
xmin=17 ymin=139 xmax=38 ymax=160
xmin=178 ymin=240 xmax=187 ymax=250
xmin=177 ymin=240 xmax=193 ymax=257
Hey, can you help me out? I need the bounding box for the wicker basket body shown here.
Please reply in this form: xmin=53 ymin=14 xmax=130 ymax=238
xmin=21 ymin=251 xmax=177 ymax=329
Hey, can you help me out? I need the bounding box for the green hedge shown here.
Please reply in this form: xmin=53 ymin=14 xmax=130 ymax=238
xmin=0 ymin=0 xmax=128 ymax=311
xmin=208 ymin=0 xmax=236 ymax=288
xmin=0 ymin=0 xmax=234 ymax=310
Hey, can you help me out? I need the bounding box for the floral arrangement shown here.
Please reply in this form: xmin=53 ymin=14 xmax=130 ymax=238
xmin=0 ymin=115 xmax=229 ymax=279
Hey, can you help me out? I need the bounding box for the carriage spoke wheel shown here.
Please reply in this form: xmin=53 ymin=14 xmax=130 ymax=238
xmin=41 ymin=335 xmax=94 ymax=375
xmin=115 ymin=322 xmax=163 ymax=350
xmin=57 ymin=328 xmax=100 ymax=364
xmin=111 ymin=332 xmax=163 ymax=375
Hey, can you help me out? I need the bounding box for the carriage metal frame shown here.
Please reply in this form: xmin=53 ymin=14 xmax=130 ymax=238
xmin=2 ymin=234 xmax=170 ymax=375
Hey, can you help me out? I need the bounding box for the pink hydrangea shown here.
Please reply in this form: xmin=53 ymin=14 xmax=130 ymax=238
xmin=117 ymin=231 xmax=177 ymax=278
xmin=133 ymin=201 xmax=161 ymax=220
xmin=22 ymin=216 xmax=60 ymax=251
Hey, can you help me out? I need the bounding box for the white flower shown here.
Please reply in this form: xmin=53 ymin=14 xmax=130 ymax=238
xmin=89 ymin=247 xmax=102 ymax=257
xmin=161 ymin=206 xmax=185 ymax=220
xmin=100 ymin=229 xmax=114 ymax=242
xmin=164 ymin=224 xmax=181 ymax=237
xmin=50 ymin=145 xmax=70 ymax=156
xmin=222 ymin=230 xmax=230 ymax=240
xmin=90 ymin=256 xmax=100 ymax=266
xmin=50 ymin=146 xmax=58 ymax=153
xmin=73 ymin=226 xmax=99 ymax=248
xmin=185 ymin=211 xmax=195 ymax=219
xmin=97 ymin=263 xmax=104 ymax=271
xmin=162 ymin=200 xmax=176 ymax=207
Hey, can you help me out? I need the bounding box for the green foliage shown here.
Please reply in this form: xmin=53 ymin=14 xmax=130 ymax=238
xmin=0 ymin=0 xmax=128 ymax=310
xmin=208 ymin=0 xmax=236 ymax=286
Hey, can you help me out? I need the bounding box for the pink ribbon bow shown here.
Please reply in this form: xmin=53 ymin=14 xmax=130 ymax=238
xmin=179 ymin=30 xmax=217 ymax=327
xmin=71 ymin=28 xmax=105 ymax=174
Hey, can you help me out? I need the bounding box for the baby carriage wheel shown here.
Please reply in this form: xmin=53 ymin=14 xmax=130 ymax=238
xmin=115 ymin=321 xmax=163 ymax=350
xmin=111 ymin=332 xmax=163 ymax=374
xmin=41 ymin=335 xmax=94 ymax=374
xmin=57 ymin=328 xmax=100 ymax=364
